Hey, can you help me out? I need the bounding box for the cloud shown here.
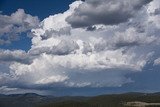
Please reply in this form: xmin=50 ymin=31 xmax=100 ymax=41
xmin=29 ymin=39 xmax=79 ymax=55
xmin=66 ymin=0 xmax=152 ymax=28
xmin=154 ymin=58 xmax=160 ymax=65
xmin=1 ymin=1 xmax=155 ymax=89
xmin=1 ymin=0 xmax=160 ymax=94
xmin=0 ymin=9 xmax=39 ymax=44
xmin=0 ymin=86 xmax=47 ymax=95
xmin=0 ymin=86 xmax=18 ymax=93
xmin=8 ymin=53 xmax=131 ymax=87
xmin=8 ymin=47 xmax=151 ymax=88
xmin=113 ymin=27 xmax=156 ymax=48
xmin=147 ymin=0 xmax=160 ymax=29
xmin=0 ymin=49 xmax=30 ymax=64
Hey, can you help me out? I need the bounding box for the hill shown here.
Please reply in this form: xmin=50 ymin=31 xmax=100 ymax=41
xmin=1 ymin=92 xmax=160 ymax=107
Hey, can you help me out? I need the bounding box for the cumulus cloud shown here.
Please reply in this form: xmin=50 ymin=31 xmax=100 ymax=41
xmin=113 ymin=27 xmax=156 ymax=48
xmin=154 ymin=58 xmax=160 ymax=65
xmin=66 ymin=0 xmax=152 ymax=28
xmin=1 ymin=0 xmax=160 ymax=94
xmin=8 ymin=48 xmax=152 ymax=88
xmin=147 ymin=0 xmax=160 ymax=29
xmin=0 ymin=49 xmax=30 ymax=64
xmin=29 ymin=39 xmax=79 ymax=55
xmin=0 ymin=9 xmax=39 ymax=44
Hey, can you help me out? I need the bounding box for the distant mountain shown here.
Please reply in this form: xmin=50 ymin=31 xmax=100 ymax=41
xmin=0 ymin=93 xmax=88 ymax=107
xmin=1 ymin=92 xmax=160 ymax=107
xmin=0 ymin=93 xmax=49 ymax=107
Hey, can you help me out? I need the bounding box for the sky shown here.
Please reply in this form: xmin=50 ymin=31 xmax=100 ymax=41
xmin=0 ymin=0 xmax=160 ymax=96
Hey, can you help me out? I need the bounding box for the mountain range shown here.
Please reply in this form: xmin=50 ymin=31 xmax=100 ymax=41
xmin=1 ymin=92 xmax=160 ymax=107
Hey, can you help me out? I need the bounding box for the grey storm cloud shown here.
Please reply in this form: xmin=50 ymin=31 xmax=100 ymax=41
xmin=66 ymin=0 xmax=152 ymax=28
xmin=0 ymin=9 xmax=39 ymax=45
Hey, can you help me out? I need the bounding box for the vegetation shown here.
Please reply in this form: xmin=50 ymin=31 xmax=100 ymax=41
xmin=1 ymin=92 xmax=160 ymax=107
xmin=39 ymin=92 xmax=160 ymax=107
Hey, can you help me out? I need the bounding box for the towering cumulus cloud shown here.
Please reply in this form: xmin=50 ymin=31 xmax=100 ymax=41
xmin=1 ymin=0 xmax=160 ymax=95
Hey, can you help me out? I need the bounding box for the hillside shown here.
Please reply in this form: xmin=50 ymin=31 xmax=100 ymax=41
xmin=1 ymin=92 xmax=160 ymax=107
xmin=40 ymin=92 xmax=160 ymax=107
